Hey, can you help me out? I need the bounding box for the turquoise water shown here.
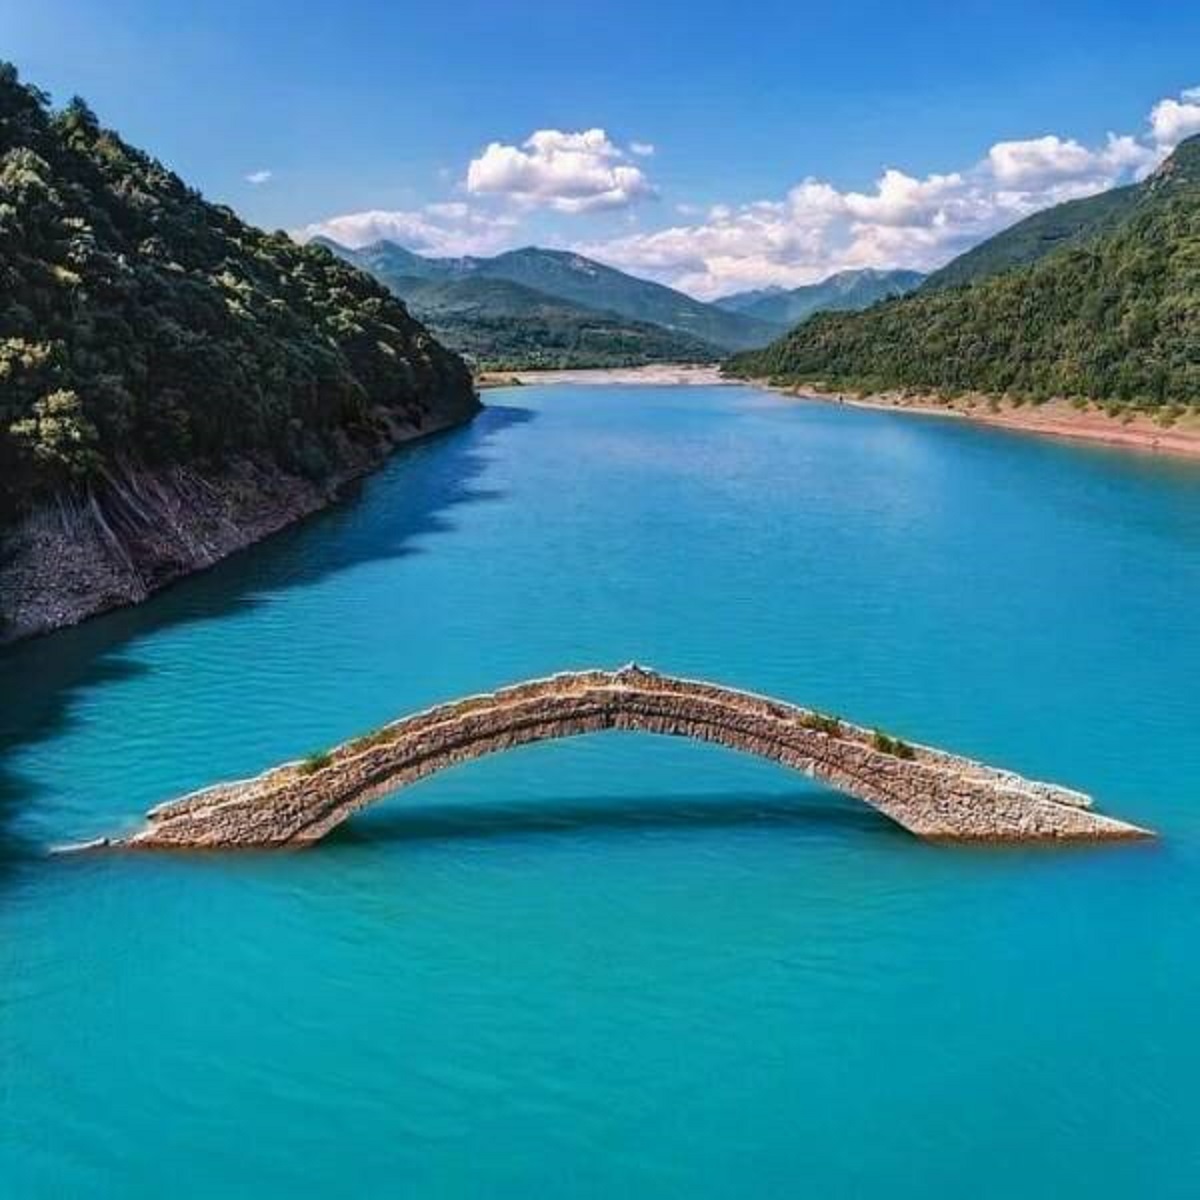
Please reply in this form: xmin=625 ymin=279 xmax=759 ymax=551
xmin=4 ymin=383 xmax=1200 ymax=1197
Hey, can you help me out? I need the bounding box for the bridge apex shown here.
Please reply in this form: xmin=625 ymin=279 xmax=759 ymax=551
xmin=614 ymin=661 xmax=658 ymax=682
xmin=114 ymin=667 xmax=1153 ymax=849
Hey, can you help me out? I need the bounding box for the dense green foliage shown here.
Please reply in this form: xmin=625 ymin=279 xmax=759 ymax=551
xmin=800 ymin=711 xmax=843 ymax=736
xmin=727 ymin=137 xmax=1200 ymax=407
xmin=328 ymin=253 xmax=719 ymax=368
xmin=871 ymin=730 xmax=915 ymax=760
xmin=0 ymin=65 xmax=473 ymax=521
xmin=716 ymin=269 xmax=925 ymax=325
xmin=298 ymin=750 xmax=334 ymax=776
xmin=322 ymin=238 xmax=781 ymax=355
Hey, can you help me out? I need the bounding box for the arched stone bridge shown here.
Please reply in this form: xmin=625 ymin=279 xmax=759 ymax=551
xmin=117 ymin=665 xmax=1151 ymax=848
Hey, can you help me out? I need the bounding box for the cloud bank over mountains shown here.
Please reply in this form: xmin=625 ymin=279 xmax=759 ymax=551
xmin=586 ymin=86 xmax=1200 ymax=296
xmin=298 ymin=203 xmax=518 ymax=258
xmin=298 ymin=85 xmax=1200 ymax=297
xmin=295 ymin=127 xmax=653 ymax=255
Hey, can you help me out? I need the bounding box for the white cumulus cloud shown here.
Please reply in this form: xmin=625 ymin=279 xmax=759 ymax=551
xmin=985 ymin=133 xmax=1155 ymax=189
xmin=245 ymin=169 xmax=273 ymax=185
xmin=842 ymin=168 xmax=966 ymax=226
xmin=466 ymin=128 xmax=656 ymax=212
xmin=295 ymin=86 xmax=1200 ymax=297
xmin=577 ymin=84 xmax=1200 ymax=297
xmin=1149 ymin=92 xmax=1200 ymax=147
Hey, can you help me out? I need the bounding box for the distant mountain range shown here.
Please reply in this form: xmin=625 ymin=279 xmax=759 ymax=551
xmin=314 ymin=239 xmax=783 ymax=367
xmin=362 ymin=272 xmax=721 ymax=369
xmin=726 ymin=134 xmax=1200 ymax=408
xmin=715 ymin=269 xmax=926 ymax=325
xmin=461 ymin=248 xmax=782 ymax=350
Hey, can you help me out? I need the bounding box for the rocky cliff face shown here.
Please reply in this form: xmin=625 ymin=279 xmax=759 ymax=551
xmin=0 ymin=394 xmax=479 ymax=643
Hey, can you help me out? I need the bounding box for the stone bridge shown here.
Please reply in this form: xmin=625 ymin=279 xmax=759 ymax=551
xmin=116 ymin=665 xmax=1151 ymax=848
xmin=114 ymin=662 xmax=1152 ymax=849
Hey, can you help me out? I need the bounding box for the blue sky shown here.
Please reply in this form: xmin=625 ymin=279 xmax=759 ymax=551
xmin=5 ymin=0 xmax=1200 ymax=295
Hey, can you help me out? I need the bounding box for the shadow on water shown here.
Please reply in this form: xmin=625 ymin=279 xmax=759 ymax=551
xmin=324 ymin=788 xmax=900 ymax=850
xmin=0 ymin=405 xmax=535 ymax=880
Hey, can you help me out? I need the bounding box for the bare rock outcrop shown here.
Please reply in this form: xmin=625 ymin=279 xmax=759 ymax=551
xmin=0 ymin=403 xmax=477 ymax=643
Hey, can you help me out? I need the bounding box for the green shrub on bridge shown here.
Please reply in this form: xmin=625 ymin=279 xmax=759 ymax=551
xmin=872 ymin=730 xmax=915 ymax=759
xmin=297 ymin=750 xmax=333 ymax=776
xmin=801 ymin=711 xmax=843 ymax=736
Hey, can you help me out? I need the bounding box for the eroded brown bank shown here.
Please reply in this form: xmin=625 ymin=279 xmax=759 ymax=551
xmin=111 ymin=666 xmax=1151 ymax=849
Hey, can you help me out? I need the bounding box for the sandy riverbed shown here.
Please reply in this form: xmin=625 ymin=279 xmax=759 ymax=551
xmin=478 ymin=364 xmax=727 ymax=388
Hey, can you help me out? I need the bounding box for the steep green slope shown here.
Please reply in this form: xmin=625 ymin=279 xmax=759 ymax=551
xmin=0 ymin=64 xmax=475 ymax=525
xmin=718 ymin=269 xmax=925 ymax=325
xmin=471 ymin=248 xmax=782 ymax=350
xmin=921 ymin=186 xmax=1140 ymax=291
xmin=324 ymin=240 xmax=720 ymax=367
xmin=726 ymin=136 xmax=1200 ymax=407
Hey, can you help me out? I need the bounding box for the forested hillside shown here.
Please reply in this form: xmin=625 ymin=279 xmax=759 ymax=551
xmin=0 ymin=64 xmax=478 ymax=639
xmin=322 ymin=242 xmax=719 ymax=368
xmin=727 ymin=136 xmax=1200 ymax=407
xmin=0 ymin=63 xmax=475 ymax=525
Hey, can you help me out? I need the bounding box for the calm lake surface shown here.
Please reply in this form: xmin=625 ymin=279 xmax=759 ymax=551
xmin=4 ymin=382 xmax=1200 ymax=1197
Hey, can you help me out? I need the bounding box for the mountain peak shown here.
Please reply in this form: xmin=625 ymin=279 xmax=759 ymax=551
xmin=715 ymin=269 xmax=925 ymax=325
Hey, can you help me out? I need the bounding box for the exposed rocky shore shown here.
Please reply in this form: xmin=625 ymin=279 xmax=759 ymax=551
xmin=748 ymin=379 xmax=1200 ymax=459
xmin=0 ymin=399 xmax=479 ymax=644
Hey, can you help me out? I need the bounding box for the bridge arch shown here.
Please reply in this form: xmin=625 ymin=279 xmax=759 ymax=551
xmin=122 ymin=665 xmax=1149 ymax=848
